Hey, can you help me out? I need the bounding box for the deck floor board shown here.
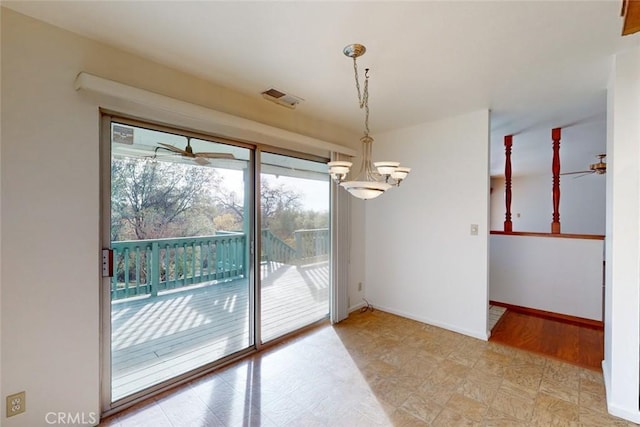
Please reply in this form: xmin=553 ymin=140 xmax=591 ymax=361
xmin=111 ymin=261 xmax=329 ymax=401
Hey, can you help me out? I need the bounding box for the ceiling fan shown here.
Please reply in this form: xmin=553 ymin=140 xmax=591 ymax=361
xmin=560 ymin=154 xmax=606 ymax=178
xmin=155 ymin=137 xmax=235 ymax=166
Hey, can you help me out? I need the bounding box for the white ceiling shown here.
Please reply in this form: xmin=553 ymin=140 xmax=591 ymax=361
xmin=4 ymin=1 xmax=639 ymax=176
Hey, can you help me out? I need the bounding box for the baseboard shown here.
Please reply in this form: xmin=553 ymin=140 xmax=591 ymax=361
xmin=489 ymin=300 xmax=604 ymax=330
xmin=606 ymin=402 xmax=640 ymax=424
xmin=369 ymin=303 xmax=490 ymax=341
xmin=602 ymin=359 xmax=611 ymax=405
xmin=348 ymin=301 xmax=366 ymax=313
xmin=601 ymin=359 xmax=640 ymax=424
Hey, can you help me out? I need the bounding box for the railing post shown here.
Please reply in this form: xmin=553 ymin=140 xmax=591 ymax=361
xmin=551 ymin=127 xmax=561 ymax=234
xmin=150 ymin=241 xmax=159 ymax=297
xmin=294 ymin=230 xmax=302 ymax=261
xmin=504 ymin=135 xmax=513 ymax=232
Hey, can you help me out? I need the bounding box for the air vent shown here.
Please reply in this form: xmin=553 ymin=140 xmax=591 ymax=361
xmin=261 ymin=88 xmax=303 ymax=109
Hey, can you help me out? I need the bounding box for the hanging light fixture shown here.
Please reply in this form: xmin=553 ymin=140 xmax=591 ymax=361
xmin=328 ymin=44 xmax=410 ymax=200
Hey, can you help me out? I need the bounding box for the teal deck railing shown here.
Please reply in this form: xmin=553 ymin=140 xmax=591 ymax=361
xmin=111 ymin=232 xmax=246 ymax=300
xmin=294 ymin=228 xmax=330 ymax=261
xmin=111 ymin=228 xmax=329 ymax=300
xmin=261 ymin=229 xmax=296 ymax=263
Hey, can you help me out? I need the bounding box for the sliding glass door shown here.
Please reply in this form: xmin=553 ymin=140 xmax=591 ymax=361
xmin=103 ymin=117 xmax=331 ymax=408
xmin=260 ymin=152 xmax=330 ymax=342
xmin=107 ymin=120 xmax=253 ymax=402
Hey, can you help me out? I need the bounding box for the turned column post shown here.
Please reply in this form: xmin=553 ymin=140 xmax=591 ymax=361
xmin=504 ymin=135 xmax=513 ymax=232
xmin=551 ymin=128 xmax=561 ymax=234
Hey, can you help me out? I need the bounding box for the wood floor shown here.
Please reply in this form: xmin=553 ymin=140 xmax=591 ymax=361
xmin=111 ymin=260 xmax=329 ymax=401
xmin=489 ymin=309 xmax=604 ymax=370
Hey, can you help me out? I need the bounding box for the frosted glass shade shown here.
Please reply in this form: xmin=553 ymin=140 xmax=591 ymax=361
xmin=328 ymin=160 xmax=352 ymax=175
xmin=374 ymin=161 xmax=400 ymax=176
xmin=340 ymin=181 xmax=392 ymax=200
xmin=391 ymin=166 xmax=411 ymax=181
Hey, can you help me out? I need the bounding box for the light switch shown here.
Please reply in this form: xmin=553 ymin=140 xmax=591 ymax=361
xmin=470 ymin=224 xmax=479 ymax=236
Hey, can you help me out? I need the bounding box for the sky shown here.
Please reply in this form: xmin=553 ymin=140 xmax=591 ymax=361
xmin=221 ymin=168 xmax=330 ymax=212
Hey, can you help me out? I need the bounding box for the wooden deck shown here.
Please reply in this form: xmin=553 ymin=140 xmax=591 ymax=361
xmin=111 ymin=260 xmax=329 ymax=401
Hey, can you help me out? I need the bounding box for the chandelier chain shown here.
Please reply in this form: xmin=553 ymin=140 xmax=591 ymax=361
xmin=352 ymin=57 xmax=370 ymax=137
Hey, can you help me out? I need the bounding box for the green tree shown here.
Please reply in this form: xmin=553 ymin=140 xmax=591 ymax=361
xmin=210 ymin=177 xmax=304 ymax=241
xmin=111 ymin=157 xmax=219 ymax=241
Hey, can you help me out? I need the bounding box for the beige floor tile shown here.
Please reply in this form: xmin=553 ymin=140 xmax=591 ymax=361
xmin=418 ymin=369 xmax=465 ymax=406
xmin=457 ymin=374 xmax=501 ymax=406
xmin=580 ymin=376 xmax=606 ymax=395
xmin=579 ymin=406 xmax=635 ymax=427
xmin=398 ymin=352 xmax=440 ymax=379
xmin=484 ymin=407 xmax=530 ymax=427
xmin=579 ymin=389 xmax=608 ymax=413
xmin=539 ymin=377 xmax=580 ymax=405
xmin=447 ymin=345 xmax=483 ymax=367
xmin=473 ymin=355 xmax=508 ymax=377
xmin=543 ymin=360 xmax=582 ymax=388
xmin=498 ymin=378 xmax=539 ymax=401
xmin=389 ymin=407 xmax=432 ymax=426
xmin=378 ymin=346 xmax=418 ymax=369
xmin=369 ymin=376 xmax=415 ymax=407
xmin=579 ymin=368 xmax=605 ymax=383
xmin=440 ymin=358 xmax=472 ymax=377
xmin=400 ymin=392 xmax=444 ymax=423
xmin=491 ymin=388 xmax=536 ymax=422
xmin=503 ymin=362 xmax=544 ymax=390
xmin=445 ymin=393 xmax=489 ymax=423
xmin=432 ymin=407 xmax=482 ymax=427
xmin=510 ymin=349 xmax=548 ymax=367
xmin=532 ymin=392 xmax=580 ymax=425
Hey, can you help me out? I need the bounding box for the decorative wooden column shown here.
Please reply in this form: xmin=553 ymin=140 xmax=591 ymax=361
xmin=551 ymin=127 xmax=561 ymax=234
xmin=504 ymin=135 xmax=513 ymax=232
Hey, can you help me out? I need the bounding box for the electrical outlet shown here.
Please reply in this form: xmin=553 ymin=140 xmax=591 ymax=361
xmin=358 ymin=282 xmax=362 ymax=291
xmin=6 ymin=391 xmax=26 ymax=417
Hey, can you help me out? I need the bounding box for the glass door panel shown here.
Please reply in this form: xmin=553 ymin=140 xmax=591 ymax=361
xmin=109 ymin=122 xmax=252 ymax=401
xmin=260 ymin=152 xmax=330 ymax=342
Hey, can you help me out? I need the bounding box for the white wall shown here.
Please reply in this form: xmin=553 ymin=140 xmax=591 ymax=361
xmin=0 ymin=9 xmax=361 ymax=425
xmin=489 ymin=177 xmax=505 ymax=231
xmin=603 ymin=46 xmax=640 ymax=423
xmin=490 ymin=234 xmax=603 ymax=320
xmin=510 ymin=174 xmax=552 ymax=233
xmin=365 ymin=110 xmax=490 ymax=340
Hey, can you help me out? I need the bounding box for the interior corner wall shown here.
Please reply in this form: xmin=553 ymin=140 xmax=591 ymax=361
xmin=0 ymin=9 xmax=360 ymax=425
xmin=364 ymin=110 xmax=490 ymax=339
xmin=603 ymin=45 xmax=640 ymax=424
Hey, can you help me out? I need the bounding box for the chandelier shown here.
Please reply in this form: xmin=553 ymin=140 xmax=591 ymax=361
xmin=328 ymin=44 xmax=410 ymax=200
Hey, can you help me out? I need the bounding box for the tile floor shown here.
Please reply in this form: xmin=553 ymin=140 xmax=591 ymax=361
xmin=101 ymin=310 xmax=637 ymax=426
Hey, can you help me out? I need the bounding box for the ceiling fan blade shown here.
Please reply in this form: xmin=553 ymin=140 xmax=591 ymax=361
xmin=194 ymin=157 xmax=210 ymax=166
xmin=560 ymin=170 xmax=592 ymax=175
xmin=195 ymin=152 xmax=236 ymax=160
xmin=158 ymin=142 xmax=189 ymax=156
xmin=570 ymin=172 xmax=596 ymax=179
